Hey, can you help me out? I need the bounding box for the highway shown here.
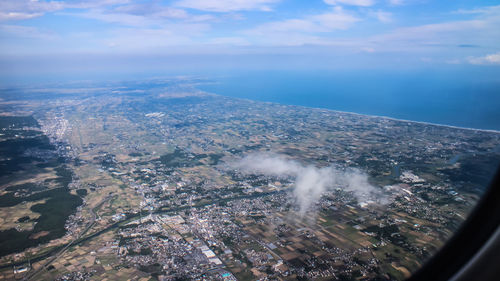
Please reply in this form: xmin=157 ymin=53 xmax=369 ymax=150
xmin=24 ymin=194 xmax=114 ymax=280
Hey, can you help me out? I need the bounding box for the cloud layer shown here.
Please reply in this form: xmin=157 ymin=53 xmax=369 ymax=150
xmin=324 ymin=0 xmax=375 ymax=7
xmin=468 ymin=52 xmax=500 ymax=65
xmin=231 ymin=153 xmax=387 ymax=215
xmin=175 ymin=0 xmax=280 ymax=12
xmin=1 ymin=1 xmax=500 ymax=68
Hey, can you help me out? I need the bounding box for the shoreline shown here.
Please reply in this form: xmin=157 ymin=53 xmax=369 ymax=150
xmin=203 ymin=91 xmax=500 ymax=134
xmin=333 ymin=109 xmax=500 ymax=134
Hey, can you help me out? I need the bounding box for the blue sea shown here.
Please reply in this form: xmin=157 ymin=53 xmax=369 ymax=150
xmin=200 ymin=69 xmax=500 ymax=131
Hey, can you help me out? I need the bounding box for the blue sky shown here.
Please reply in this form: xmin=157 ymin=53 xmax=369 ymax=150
xmin=1 ymin=0 xmax=500 ymax=79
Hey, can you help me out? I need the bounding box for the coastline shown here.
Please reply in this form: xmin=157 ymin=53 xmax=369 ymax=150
xmin=335 ymin=109 xmax=500 ymax=134
xmin=203 ymin=90 xmax=500 ymax=134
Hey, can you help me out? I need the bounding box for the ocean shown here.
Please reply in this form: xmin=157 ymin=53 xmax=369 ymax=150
xmin=199 ymin=70 xmax=500 ymax=131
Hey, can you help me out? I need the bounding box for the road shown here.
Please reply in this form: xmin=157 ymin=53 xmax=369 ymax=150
xmin=2 ymin=190 xmax=283 ymax=276
xmin=24 ymin=194 xmax=114 ymax=280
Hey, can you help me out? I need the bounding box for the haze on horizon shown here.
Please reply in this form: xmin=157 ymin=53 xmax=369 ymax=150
xmin=0 ymin=0 xmax=500 ymax=81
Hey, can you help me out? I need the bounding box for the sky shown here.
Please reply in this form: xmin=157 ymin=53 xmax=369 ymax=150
xmin=1 ymin=0 xmax=500 ymax=80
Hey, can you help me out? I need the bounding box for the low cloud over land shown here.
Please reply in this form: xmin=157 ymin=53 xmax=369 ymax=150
xmin=231 ymin=152 xmax=387 ymax=215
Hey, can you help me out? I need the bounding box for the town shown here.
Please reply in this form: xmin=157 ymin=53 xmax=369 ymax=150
xmin=0 ymin=78 xmax=499 ymax=280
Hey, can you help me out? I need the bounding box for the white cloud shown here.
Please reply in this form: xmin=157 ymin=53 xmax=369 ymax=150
xmin=64 ymin=4 xmax=214 ymax=28
xmin=467 ymin=52 xmax=500 ymax=65
xmin=366 ymin=4 xmax=500 ymax=52
xmin=454 ymin=5 xmax=500 ymax=15
xmin=245 ymin=6 xmax=360 ymax=45
xmin=102 ymin=27 xmax=202 ymax=49
xmin=175 ymin=0 xmax=280 ymax=12
xmin=0 ymin=0 xmax=137 ymax=22
xmin=1 ymin=0 xmax=499 ymax=60
xmin=0 ymin=12 xmax=43 ymax=21
xmin=321 ymin=6 xmax=500 ymax=55
xmin=113 ymin=4 xmax=188 ymax=19
xmin=66 ymin=0 xmax=132 ymax=9
xmin=231 ymin=153 xmax=387 ymax=215
xmin=69 ymin=9 xmax=157 ymax=26
xmin=0 ymin=0 xmax=64 ymax=21
xmin=255 ymin=19 xmax=320 ymax=33
xmin=324 ymin=0 xmax=375 ymax=7
xmin=311 ymin=7 xmax=361 ymax=30
xmin=0 ymin=0 xmax=191 ymax=22
xmin=374 ymin=10 xmax=392 ymax=23
xmin=60 ymin=0 xmax=223 ymax=29
xmin=242 ymin=7 xmax=360 ymax=46
xmin=239 ymin=4 xmax=499 ymax=50
xmin=366 ymin=20 xmax=490 ymax=51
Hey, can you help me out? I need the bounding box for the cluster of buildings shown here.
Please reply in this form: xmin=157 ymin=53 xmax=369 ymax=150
xmin=5 ymin=80 xmax=497 ymax=280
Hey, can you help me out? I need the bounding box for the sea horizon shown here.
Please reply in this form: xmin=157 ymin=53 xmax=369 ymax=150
xmin=199 ymin=70 xmax=500 ymax=132
xmin=205 ymin=92 xmax=500 ymax=135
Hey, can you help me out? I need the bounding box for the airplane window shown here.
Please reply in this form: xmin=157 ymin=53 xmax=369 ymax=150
xmin=0 ymin=1 xmax=499 ymax=280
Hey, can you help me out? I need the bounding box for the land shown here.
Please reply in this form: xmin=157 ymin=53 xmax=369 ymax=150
xmin=0 ymin=78 xmax=499 ymax=280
